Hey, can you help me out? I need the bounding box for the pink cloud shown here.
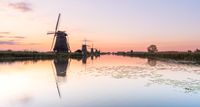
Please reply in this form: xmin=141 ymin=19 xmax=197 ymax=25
xmin=8 ymin=2 xmax=32 ymax=12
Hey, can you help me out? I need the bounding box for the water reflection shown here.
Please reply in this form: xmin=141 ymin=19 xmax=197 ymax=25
xmin=52 ymin=58 xmax=70 ymax=98
xmin=149 ymin=78 xmax=200 ymax=94
xmin=1 ymin=55 xmax=200 ymax=107
xmin=0 ymin=59 xmax=41 ymax=65
xmin=86 ymin=65 xmax=200 ymax=93
xmin=83 ymin=57 xmax=200 ymax=94
xmin=147 ymin=58 xmax=157 ymax=66
xmin=91 ymin=55 xmax=94 ymax=60
xmin=86 ymin=66 xmax=161 ymax=79
xmin=82 ymin=54 xmax=100 ymax=64
xmin=82 ymin=55 xmax=87 ymax=64
xmin=54 ymin=58 xmax=69 ymax=77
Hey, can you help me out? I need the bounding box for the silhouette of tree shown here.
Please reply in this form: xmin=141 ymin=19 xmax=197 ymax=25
xmin=130 ymin=50 xmax=133 ymax=53
xmin=195 ymin=49 xmax=200 ymax=53
xmin=74 ymin=49 xmax=82 ymax=53
xmin=147 ymin=45 xmax=158 ymax=53
xmin=188 ymin=50 xmax=192 ymax=53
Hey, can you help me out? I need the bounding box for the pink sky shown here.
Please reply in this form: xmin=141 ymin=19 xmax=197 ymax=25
xmin=0 ymin=0 xmax=200 ymax=52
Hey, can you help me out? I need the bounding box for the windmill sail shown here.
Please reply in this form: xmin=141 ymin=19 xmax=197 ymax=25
xmin=51 ymin=61 xmax=61 ymax=98
xmin=50 ymin=13 xmax=61 ymax=51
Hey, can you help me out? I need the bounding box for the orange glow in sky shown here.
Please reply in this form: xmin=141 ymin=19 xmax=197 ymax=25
xmin=0 ymin=0 xmax=200 ymax=52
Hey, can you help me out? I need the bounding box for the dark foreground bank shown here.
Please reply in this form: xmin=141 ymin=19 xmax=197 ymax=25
xmin=0 ymin=51 xmax=83 ymax=61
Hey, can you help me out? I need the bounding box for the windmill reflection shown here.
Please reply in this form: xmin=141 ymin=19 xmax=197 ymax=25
xmin=147 ymin=58 xmax=157 ymax=66
xmin=54 ymin=58 xmax=69 ymax=77
xmin=82 ymin=54 xmax=100 ymax=64
xmin=90 ymin=54 xmax=100 ymax=62
xmin=52 ymin=58 xmax=70 ymax=98
xmin=82 ymin=55 xmax=87 ymax=64
xmin=91 ymin=55 xmax=94 ymax=60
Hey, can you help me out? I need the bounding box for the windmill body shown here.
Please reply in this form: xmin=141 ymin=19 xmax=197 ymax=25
xmin=82 ymin=44 xmax=87 ymax=55
xmin=54 ymin=31 xmax=69 ymax=52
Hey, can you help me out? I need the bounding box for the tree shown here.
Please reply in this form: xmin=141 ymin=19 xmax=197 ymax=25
xmin=195 ymin=49 xmax=200 ymax=53
xmin=74 ymin=49 xmax=82 ymax=53
xmin=188 ymin=50 xmax=192 ymax=53
xmin=147 ymin=45 xmax=158 ymax=53
xmin=130 ymin=50 xmax=133 ymax=53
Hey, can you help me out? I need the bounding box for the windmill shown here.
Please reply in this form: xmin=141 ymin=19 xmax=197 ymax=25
xmin=47 ymin=13 xmax=70 ymax=53
xmin=82 ymin=38 xmax=91 ymax=55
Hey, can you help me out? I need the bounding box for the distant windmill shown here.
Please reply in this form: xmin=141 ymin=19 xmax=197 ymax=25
xmin=82 ymin=38 xmax=91 ymax=55
xmin=47 ymin=13 xmax=70 ymax=53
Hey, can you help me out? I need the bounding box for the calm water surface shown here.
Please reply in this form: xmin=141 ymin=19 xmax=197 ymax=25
xmin=0 ymin=55 xmax=200 ymax=107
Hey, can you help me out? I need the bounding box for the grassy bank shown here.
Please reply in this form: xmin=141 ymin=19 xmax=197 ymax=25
xmin=114 ymin=52 xmax=200 ymax=62
xmin=0 ymin=50 xmax=83 ymax=61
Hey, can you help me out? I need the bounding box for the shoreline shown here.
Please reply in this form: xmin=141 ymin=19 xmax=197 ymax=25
xmin=113 ymin=52 xmax=200 ymax=64
xmin=1 ymin=50 xmax=200 ymax=64
xmin=0 ymin=50 xmax=82 ymax=60
xmin=0 ymin=50 xmax=102 ymax=63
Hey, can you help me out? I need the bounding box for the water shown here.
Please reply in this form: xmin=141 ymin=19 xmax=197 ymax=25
xmin=0 ymin=55 xmax=200 ymax=107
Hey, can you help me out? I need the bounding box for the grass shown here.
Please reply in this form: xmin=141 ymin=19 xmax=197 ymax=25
xmin=2 ymin=50 xmax=199 ymax=63
xmin=0 ymin=50 xmax=83 ymax=62
xmin=114 ymin=51 xmax=200 ymax=62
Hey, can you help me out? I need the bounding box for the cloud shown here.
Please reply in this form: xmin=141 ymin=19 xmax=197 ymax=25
xmin=8 ymin=2 xmax=32 ymax=12
xmin=0 ymin=40 xmax=39 ymax=46
xmin=0 ymin=35 xmax=25 ymax=39
xmin=0 ymin=32 xmax=10 ymax=34
xmin=0 ymin=40 xmax=18 ymax=45
xmin=0 ymin=36 xmax=5 ymax=38
xmin=12 ymin=36 xmax=25 ymax=39
xmin=26 ymin=43 xmax=40 ymax=45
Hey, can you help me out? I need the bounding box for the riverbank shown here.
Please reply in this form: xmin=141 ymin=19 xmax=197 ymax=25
xmin=114 ymin=51 xmax=200 ymax=63
xmin=0 ymin=50 xmax=83 ymax=61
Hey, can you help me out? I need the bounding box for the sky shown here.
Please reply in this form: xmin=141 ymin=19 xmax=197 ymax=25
xmin=0 ymin=0 xmax=200 ymax=52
